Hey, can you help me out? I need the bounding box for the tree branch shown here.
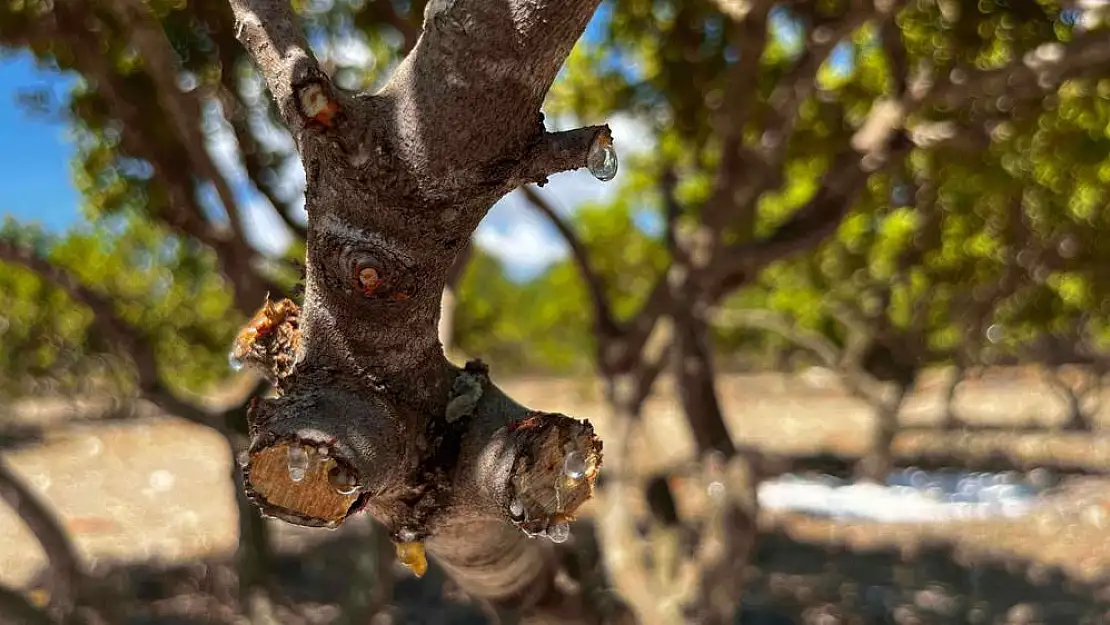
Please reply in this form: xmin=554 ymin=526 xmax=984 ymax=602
xmin=519 ymin=126 xmax=615 ymax=187
xmin=108 ymin=0 xmax=251 ymax=244
xmin=520 ymin=185 xmax=618 ymax=337
xmin=709 ymin=5 xmax=876 ymax=229
xmin=702 ymin=0 xmax=773 ymax=231
xmin=33 ymin=2 xmax=279 ymax=314
xmin=0 ymin=458 xmax=81 ymax=619
xmin=215 ymin=80 xmax=309 ymax=242
xmin=229 ymin=0 xmax=328 ymax=136
xmin=928 ymin=31 xmax=1110 ymax=109
xmin=227 ymin=0 xmax=611 ymax=617
xmin=0 ymin=239 xmax=223 ymax=431
xmin=705 ymin=138 xmax=910 ymax=298
xmin=712 ymin=308 xmax=841 ymax=367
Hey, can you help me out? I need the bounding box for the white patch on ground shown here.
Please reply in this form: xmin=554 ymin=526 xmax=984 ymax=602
xmin=758 ymin=470 xmax=1043 ymax=523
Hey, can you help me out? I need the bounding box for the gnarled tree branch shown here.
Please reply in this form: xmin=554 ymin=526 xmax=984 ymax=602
xmin=226 ymin=0 xmax=613 ymax=619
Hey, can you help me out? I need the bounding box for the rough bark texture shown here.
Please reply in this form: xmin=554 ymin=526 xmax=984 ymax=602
xmin=226 ymin=0 xmax=612 ymax=619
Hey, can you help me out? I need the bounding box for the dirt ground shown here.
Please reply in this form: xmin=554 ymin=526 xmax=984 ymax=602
xmin=1 ymin=368 xmax=1109 ymax=620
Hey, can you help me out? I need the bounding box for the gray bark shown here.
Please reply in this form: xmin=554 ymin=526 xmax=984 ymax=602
xmin=226 ymin=0 xmax=611 ymax=618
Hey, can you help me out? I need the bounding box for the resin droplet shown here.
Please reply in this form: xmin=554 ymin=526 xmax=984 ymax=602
xmin=564 ymin=451 xmax=587 ymax=480
xmin=395 ymin=541 xmax=428 ymax=578
xmin=509 ymin=497 xmax=525 ymax=519
xmin=287 ymin=445 xmax=310 ymax=482
xmin=546 ymin=519 xmax=571 ymax=544
xmin=328 ymin=463 xmax=358 ymax=495
xmin=228 ymin=351 xmax=243 ymax=372
xmin=587 ymin=134 xmax=618 ymax=181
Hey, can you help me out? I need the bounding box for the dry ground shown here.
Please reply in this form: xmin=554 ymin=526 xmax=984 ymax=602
xmin=1 ymin=368 xmax=1109 ymax=610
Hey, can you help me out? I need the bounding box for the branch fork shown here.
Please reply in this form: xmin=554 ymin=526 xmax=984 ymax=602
xmin=226 ymin=0 xmax=611 ymax=615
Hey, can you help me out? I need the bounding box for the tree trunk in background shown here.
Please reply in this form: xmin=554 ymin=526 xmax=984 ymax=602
xmin=233 ymin=460 xmax=274 ymax=601
xmin=942 ymin=363 xmax=964 ymax=428
xmin=337 ymin=517 xmax=395 ymax=625
xmin=672 ymin=309 xmax=735 ymax=458
xmin=594 ymin=373 xmax=677 ymax=625
xmin=439 ymin=240 xmax=472 ymax=359
xmin=1063 ymin=390 xmax=1090 ymax=431
xmin=671 ymin=309 xmax=759 ymax=625
xmin=856 ymin=384 xmax=909 ymax=482
xmin=0 ymin=458 xmax=82 ymax=620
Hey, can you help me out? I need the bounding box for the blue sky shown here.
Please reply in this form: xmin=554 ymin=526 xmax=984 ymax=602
xmin=0 ymin=5 xmax=831 ymax=280
xmin=0 ymin=52 xmax=81 ymax=231
xmin=0 ymin=8 xmax=643 ymax=281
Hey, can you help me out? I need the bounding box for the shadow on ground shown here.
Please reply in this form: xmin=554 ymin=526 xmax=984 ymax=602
xmin=12 ymin=515 xmax=1106 ymax=625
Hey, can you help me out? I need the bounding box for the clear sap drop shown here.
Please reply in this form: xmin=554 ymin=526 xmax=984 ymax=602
xmin=509 ymin=497 xmax=525 ymax=518
xmin=288 ymin=445 xmax=310 ymax=482
xmin=228 ymin=351 xmax=244 ymax=372
xmin=587 ymin=137 xmax=619 ymax=181
xmin=546 ymin=520 xmax=570 ymax=544
xmin=328 ymin=464 xmax=357 ymax=495
xmin=564 ymin=451 xmax=587 ymax=480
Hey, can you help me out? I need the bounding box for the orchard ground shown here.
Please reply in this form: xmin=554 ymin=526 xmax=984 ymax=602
xmin=2 ymin=367 xmax=1109 ymax=622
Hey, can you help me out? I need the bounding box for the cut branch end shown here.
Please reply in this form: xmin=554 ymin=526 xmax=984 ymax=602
xmin=505 ymin=413 xmax=602 ymax=540
xmin=244 ymin=440 xmax=363 ymax=528
xmin=522 ymin=125 xmax=616 ymax=186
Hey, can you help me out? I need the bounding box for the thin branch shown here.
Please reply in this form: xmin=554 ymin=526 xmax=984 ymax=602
xmin=518 ymin=125 xmax=613 ymax=188
xmin=712 ymin=308 xmax=841 ymax=367
xmin=632 ymin=343 xmax=671 ymax=411
xmin=706 ymin=140 xmax=910 ymax=297
xmin=0 ymin=458 xmax=81 ymax=619
xmin=520 ymin=185 xmax=618 ymax=337
xmin=661 ymin=167 xmax=682 ymax=256
xmin=711 ymin=6 xmax=875 ymax=229
xmin=229 ymin=0 xmax=328 ymax=133
xmin=35 ymin=4 xmax=276 ymax=314
xmin=439 ymin=239 xmax=471 ymax=355
xmin=702 ymin=0 xmax=774 ymax=230
xmin=107 ymin=0 xmax=250 ymax=245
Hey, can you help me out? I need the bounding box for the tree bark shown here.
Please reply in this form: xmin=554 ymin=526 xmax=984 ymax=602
xmin=941 ymin=363 xmax=965 ymax=429
xmin=593 ymin=374 xmax=679 ymax=625
xmin=672 ymin=310 xmax=735 ymax=458
xmin=856 ymin=384 xmax=909 ymax=482
xmin=225 ymin=0 xmax=612 ymax=617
